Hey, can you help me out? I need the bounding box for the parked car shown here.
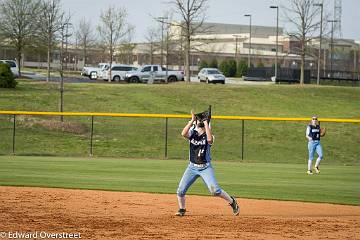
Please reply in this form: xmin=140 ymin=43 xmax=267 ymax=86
xmin=198 ymin=68 xmax=225 ymax=84
xmin=101 ymin=64 xmax=138 ymax=81
xmin=0 ymin=60 xmax=19 ymax=77
xmin=81 ymin=63 xmax=109 ymax=80
xmin=124 ymin=65 xmax=184 ymax=83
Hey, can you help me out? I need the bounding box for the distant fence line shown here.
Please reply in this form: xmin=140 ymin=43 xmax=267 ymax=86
xmin=1 ymin=111 xmax=360 ymax=123
xmin=0 ymin=111 xmax=359 ymax=159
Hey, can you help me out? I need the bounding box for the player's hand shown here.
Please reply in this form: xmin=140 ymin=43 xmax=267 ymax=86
xmin=191 ymin=110 xmax=195 ymax=122
xmin=320 ymin=127 xmax=326 ymax=137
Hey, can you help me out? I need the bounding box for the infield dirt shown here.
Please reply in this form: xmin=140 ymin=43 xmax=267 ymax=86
xmin=0 ymin=186 xmax=359 ymax=239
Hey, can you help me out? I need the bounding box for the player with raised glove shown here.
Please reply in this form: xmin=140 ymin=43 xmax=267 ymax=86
xmin=175 ymin=107 xmax=239 ymax=217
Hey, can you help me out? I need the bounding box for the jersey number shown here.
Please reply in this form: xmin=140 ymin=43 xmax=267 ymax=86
xmin=198 ymin=149 xmax=204 ymax=157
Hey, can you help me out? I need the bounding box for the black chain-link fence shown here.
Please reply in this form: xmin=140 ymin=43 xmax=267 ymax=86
xmin=0 ymin=113 xmax=359 ymax=165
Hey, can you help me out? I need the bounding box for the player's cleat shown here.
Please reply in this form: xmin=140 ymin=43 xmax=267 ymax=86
xmin=314 ymin=166 xmax=320 ymax=174
xmin=175 ymin=208 xmax=186 ymax=216
xmin=230 ymin=196 xmax=240 ymax=216
xmin=307 ymin=170 xmax=313 ymax=175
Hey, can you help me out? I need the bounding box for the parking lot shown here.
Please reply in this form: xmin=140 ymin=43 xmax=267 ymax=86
xmin=21 ymin=71 xmax=274 ymax=85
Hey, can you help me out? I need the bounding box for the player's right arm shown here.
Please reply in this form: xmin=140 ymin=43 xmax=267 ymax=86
xmin=181 ymin=110 xmax=195 ymax=139
xmin=305 ymin=126 xmax=312 ymax=141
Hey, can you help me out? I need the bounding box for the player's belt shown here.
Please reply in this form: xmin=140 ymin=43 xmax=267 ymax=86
xmin=191 ymin=163 xmax=209 ymax=168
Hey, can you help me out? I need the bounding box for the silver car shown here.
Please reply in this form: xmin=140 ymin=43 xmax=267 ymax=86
xmin=198 ymin=68 xmax=225 ymax=84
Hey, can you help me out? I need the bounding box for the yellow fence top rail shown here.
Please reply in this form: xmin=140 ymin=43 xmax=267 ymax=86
xmin=0 ymin=110 xmax=359 ymax=123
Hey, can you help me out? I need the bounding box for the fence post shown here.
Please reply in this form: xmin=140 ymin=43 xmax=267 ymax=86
xmin=12 ymin=114 xmax=16 ymax=155
xmin=165 ymin=117 xmax=168 ymax=159
xmin=90 ymin=116 xmax=94 ymax=156
xmin=241 ymin=119 xmax=244 ymax=160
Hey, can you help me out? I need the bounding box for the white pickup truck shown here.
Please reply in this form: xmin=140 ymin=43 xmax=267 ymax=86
xmin=81 ymin=63 xmax=109 ymax=80
xmin=124 ymin=65 xmax=184 ymax=83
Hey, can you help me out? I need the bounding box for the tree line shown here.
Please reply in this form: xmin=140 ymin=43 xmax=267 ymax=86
xmin=0 ymin=0 xmax=133 ymax=82
xmin=1 ymin=0 xmax=350 ymax=85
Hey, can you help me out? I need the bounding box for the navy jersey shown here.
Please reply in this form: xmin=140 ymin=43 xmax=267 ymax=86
xmin=307 ymin=124 xmax=321 ymax=141
xmin=188 ymin=128 xmax=211 ymax=164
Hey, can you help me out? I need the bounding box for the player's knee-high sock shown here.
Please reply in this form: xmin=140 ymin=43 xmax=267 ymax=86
xmin=315 ymin=157 xmax=321 ymax=168
xmin=218 ymin=190 xmax=233 ymax=204
xmin=177 ymin=195 xmax=185 ymax=209
xmin=308 ymin=159 xmax=313 ymax=171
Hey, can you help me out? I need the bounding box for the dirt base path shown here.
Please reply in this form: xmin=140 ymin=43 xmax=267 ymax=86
xmin=0 ymin=186 xmax=359 ymax=240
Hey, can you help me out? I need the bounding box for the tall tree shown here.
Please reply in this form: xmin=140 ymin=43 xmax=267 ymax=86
xmin=0 ymin=0 xmax=40 ymax=76
xmin=58 ymin=13 xmax=71 ymax=121
xmin=159 ymin=11 xmax=178 ymax=71
xmin=117 ymin=31 xmax=136 ymax=65
xmin=144 ymin=26 xmax=160 ymax=65
xmin=171 ymin=0 xmax=208 ymax=82
xmin=283 ymin=0 xmax=322 ymax=84
xmin=38 ymin=0 xmax=65 ymax=82
xmin=75 ymin=18 xmax=95 ymax=67
xmin=97 ymin=6 xmax=132 ymax=82
xmin=152 ymin=11 xmax=177 ymax=78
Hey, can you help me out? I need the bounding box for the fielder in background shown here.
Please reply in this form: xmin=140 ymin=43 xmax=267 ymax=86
xmin=306 ymin=115 xmax=325 ymax=175
xmin=175 ymin=108 xmax=239 ymax=217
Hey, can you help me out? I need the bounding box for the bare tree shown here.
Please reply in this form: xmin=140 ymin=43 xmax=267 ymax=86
xmin=0 ymin=0 xmax=40 ymax=76
xmin=24 ymin=37 xmax=48 ymax=68
xmin=170 ymin=0 xmax=208 ymax=82
xmin=58 ymin=13 xmax=71 ymax=121
xmin=283 ymin=0 xmax=322 ymax=84
xmin=76 ymin=18 xmax=95 ymax=67
xmin=97 ymin=6 xmax=132 ymax=82
xmin=117 ymin=31 xmax=136 ymax=65
xmin=144 ymin=26 xmax=161 ymax=65
xmin=38 ymin=0 xmax=65 ymax=82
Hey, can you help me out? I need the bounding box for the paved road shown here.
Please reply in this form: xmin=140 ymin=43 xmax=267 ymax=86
xmin=190 ymin=76 xmax=274 ymax=85
xmin=22 ymin=72 xmax=95 ymax=83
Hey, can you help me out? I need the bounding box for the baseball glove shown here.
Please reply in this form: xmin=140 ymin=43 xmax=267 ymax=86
xmin=320 ymin=127 xmax=326 ymax=137
xmin=195 ymin=105 xmax=212 ymax=123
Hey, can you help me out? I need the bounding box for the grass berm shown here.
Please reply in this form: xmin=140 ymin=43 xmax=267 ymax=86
xmin=0 ymin=80 xmax=359 ymax=165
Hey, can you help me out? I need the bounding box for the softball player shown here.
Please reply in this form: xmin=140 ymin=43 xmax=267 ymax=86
xmin=306 ymin=116 xmax=324 ymax=174
xmin=175 ymin=110 xmax=239 ymax=216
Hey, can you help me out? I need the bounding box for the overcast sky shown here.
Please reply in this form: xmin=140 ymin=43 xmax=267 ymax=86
xmin=61 ymin=0 xmax=360 ymax=42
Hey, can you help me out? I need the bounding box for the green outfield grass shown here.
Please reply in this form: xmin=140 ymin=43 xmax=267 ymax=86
xmin=0 ymin=81 xmax=359 ymax=164
xmin=0 ymin=156 xmax=359 ymax=205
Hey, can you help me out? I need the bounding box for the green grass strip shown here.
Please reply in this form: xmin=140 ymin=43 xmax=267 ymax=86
xmin=0 ymin=156 xmax=359 ymax=205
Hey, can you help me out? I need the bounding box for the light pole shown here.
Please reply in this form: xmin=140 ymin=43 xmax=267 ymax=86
xmin=244 ymin=14 xmax=252 ymax=68
xmin=270 ymin=6 xmax=279 ymax=80
xmin=356 ymin=45 xmax=359 ymax=76
xmin=328 ymin=20 xmax=338 ymax=77
xmin=233 ymin=35 xmax=239 ymax=60
xmin=157 ymin=16 xmax=168 ymax=67
xmin=64 ymin=22 xmax=72 ymax=71
xmin=314 ymin=3 xmax=323 ymax=85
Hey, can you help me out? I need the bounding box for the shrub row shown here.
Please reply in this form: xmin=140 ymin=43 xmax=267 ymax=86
xmin=198 ymin=59 xmax=252 ymax=77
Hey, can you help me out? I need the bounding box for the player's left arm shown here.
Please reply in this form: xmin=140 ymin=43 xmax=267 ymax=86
xmin=181 ymin=110 xmax=196 ymax=139
xmin=203 ymin=120 xmax=213 ymax=144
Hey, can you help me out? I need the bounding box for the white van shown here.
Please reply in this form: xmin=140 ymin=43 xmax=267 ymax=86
xmin=101 ymin=64 xmax=138 ymax=81
xmin=0 ymin=60 xmax=19 ymax=77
